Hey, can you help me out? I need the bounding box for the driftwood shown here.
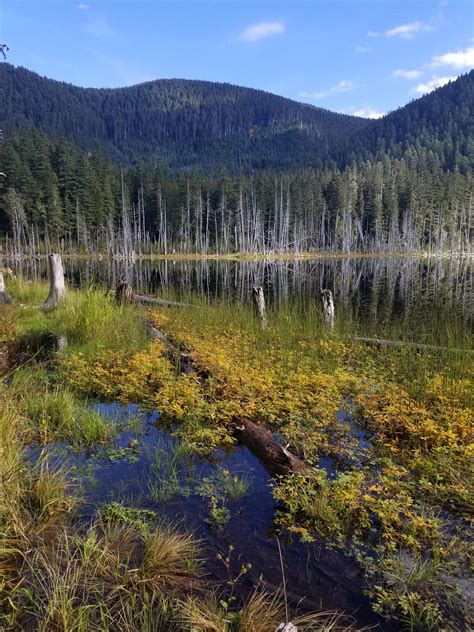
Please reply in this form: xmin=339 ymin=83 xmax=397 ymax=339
xmin=354 ymin=336 xmax=474 ymax=355
xmin=0 ymin=272 xmax=12 ymax=304
xmin=252 ymin=285 xmax=268 ymax=329
xmin=320 ymin=289 xmax=334 ymax=329
xmin=42 ymin=254 xmax=66 ymax=309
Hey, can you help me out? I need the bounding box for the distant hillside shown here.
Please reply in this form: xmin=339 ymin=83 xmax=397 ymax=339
xmin=0 ymin=64 xmax=370 ymax=171
xmin=344 ymin=70 xmax=474 ymax=172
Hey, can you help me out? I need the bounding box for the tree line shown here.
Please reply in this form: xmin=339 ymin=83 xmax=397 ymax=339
xmin=0 ymin=129 xmax=472 ymax=256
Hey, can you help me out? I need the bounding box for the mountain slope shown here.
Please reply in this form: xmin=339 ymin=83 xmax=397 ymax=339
xmin=0 ymin=64 xmax=368 ymax=170
xmin=344 ymin=70 xmax=474 ymax=171
xmin=0 ymin=64 xmax=473 ymax=172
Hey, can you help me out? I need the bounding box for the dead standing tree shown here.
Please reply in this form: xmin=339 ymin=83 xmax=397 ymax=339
xmin=42 ymin=254 xmax=66 ymax=309
xmin=252 ymin=285 xmax=267 ymax=329
xmin=320 ymin=288 xmax=335 ymax=329
xmin=0 ymin=271 xmax=12 ymax=304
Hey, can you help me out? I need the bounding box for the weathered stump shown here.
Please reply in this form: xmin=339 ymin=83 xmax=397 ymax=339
xmin=0 ymin=272 xmax=12 ymax=304
xmin=42 ymin=254 xmax=66 ymax=310
xmin=320 ymin=288 xmax=334 ymax=329
xmin=252 ymin=285 xmax=268 ymax=329
xmin=115 ymin=279 xmax=135 ymax=304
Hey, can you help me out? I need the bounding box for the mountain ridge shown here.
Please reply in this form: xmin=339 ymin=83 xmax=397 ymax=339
xmin=0 ymin=63 xmax=473 ymax=172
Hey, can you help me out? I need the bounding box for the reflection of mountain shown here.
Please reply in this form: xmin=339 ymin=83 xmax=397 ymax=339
xmin=10 ymin=257 xmax=473 ymax=331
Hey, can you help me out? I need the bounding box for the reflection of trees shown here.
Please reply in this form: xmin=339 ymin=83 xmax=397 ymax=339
xmin=10 ymin=256 xmax=473 ymax=329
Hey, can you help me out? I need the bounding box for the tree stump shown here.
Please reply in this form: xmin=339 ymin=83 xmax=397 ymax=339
xmin=42 ymin=254 xmax=66 ymax=309
xmin=252 ymin=286 xmax=268 ymax=329
xmin=115 ymin=279 xmax=135 ymax=304
xmin=320 ymin=289 xmax=334 ymax=329
xmin=0 ymin=272 xmax=12 ymax=304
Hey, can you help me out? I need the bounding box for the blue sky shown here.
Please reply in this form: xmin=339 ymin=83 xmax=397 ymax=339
xmin=1 ymin=0 xmax=473 ymax=118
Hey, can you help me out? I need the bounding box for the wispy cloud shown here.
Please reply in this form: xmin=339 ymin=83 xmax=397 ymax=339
xmin=84 ymin=18 xmax=115 ymax=38
xmin=340 ymin=105 xmax=384 ymax=119
xmin=369 ymin=21 xmax=432 ymax=39
xmin=431 ymin=45 xmax=474 ymax=69
xmin=238 ymin=21 xmax=285 ymax=42
xmin=392 ymin=69 xmax=422 ymax=80
xmin=299 ymin=79 xmax=357 ymax=100
xmin=78 ymin=3 xmax=89 ymax=10
xmin=355 ymin=44 xmax=371 ymax=54
xmin=411 ymin=75 xmax=457 ymax=95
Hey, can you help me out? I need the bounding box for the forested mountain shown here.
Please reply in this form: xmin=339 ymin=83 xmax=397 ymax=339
xmin=1 ymin=64 xmax=472 ymax=173
xmin=0 ymin=65 xmax=472 ymax=255
xmin=0 ymin=64 xmax=369 ymax=171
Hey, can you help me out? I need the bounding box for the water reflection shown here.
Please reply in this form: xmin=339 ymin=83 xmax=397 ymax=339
xmin=8 ymin=255 xmax=473 ymax=332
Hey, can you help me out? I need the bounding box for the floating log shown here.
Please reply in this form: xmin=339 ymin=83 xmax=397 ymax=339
xmin=0 ymin=272 xmax=12 ymax=304
xmin=42 ymin=254 xmax=66 ymax=310
xmin=252 ymin=285 xmax=268 ymax=329
xmin=354 ymin=336 xmax=474 ymax=355
xmin=320 ymin=289 xmax=334 ymax=329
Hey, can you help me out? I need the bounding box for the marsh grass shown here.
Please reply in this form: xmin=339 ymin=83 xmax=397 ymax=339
xmin=23 ymin=387 xmax=115 ymax=449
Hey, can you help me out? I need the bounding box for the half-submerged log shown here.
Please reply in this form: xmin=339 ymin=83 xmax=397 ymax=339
xmin=252 ymin=285 xmax=267 ymax=329
xmin=42 ymin=254 xmax=66 ymax=310
xmin=233 ymin=418 xmax=311 ymax=478
xmin=320 ymin=288 xmax=334 ymax=329
xmin=0 ymin=272 xmax=12 ymax=304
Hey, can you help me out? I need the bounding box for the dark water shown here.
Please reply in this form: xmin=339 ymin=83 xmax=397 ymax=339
xmin=34 ymin=402 xmax=388 ymax=628
xmin=9 ymin=255 xmax=474 ymax=335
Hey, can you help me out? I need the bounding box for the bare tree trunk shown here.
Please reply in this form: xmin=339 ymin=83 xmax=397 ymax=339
xmin=0 ymin=271 xmax=12 ymax=304
xmin=42 ymin=254 xmax=66 ymax=309
xmin=252 ymin=285 xmax=267 ymax=329
xmin=320 ymin=289 xmax=334 ymax=329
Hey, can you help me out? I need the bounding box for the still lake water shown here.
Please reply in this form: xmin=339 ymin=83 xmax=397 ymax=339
xmin=10 ymin=255 xmax=474 ymax=337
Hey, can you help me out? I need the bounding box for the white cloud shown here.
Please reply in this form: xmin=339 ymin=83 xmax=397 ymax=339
xmin=78 ymin=3 xmax=89 ymax=9
xmin=392 ymin=69 xmax=422 ymax=80
xmin=353 ymin=107 xmax=384 ymax=119
xmin=355 ymin=44 xmax=371 ymax=54
xmin=299 ymin=79 xmax=357 ymax=100
xmin=340 ymin=105 xmax=384 ymax=119
xmin=84 ymin=18 xmax=115 ymax=38
xmin=432 ymin=45 xmax=474 ymax=70
xmin=387 ymin=21 xmax=432 ymax=38
xmin=238 ymin=21 xmax=285 ymax=42
xmin=410 ymin=75 xmax=457 ymax=95
xmin=369 ymin=21 xmax=432 ymax=39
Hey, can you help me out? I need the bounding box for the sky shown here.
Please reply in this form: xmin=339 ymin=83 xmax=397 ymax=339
xmin=0 ymin=0 xmax=473 ymax=118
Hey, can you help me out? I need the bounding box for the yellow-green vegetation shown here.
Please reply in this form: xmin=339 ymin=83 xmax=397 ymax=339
xmin=56 ymin=295 xmax=473 ymax=631
xmin=1 ymin=278 xmax=365 ymax=631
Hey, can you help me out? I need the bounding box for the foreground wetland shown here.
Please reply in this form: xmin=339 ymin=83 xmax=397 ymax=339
xmin=0 ymin=255 xmax=472 ymax=631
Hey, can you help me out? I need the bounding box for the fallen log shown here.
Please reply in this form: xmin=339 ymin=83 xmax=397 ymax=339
xmin=354 ymin=336 xmax=474 ymax=355
xmin=116 ymin=279 xmax=190 ymax=308
xmin=144 ymin=301 xmax=310 ymax=477
xmin=0 ymin=272 xmax=12 ymax=304
xmin=233 ymin=417 xmax=311 ymax=477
